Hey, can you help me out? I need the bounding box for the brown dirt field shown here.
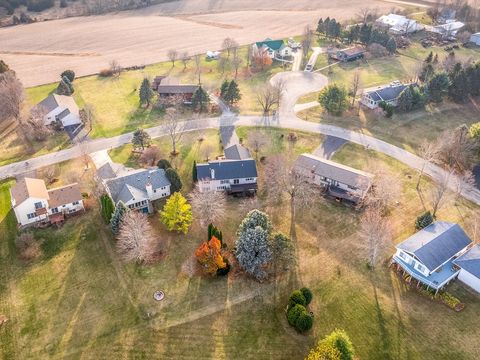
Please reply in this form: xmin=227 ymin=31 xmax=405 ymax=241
xmin=0 ymin=0 xmax=426 ymax=87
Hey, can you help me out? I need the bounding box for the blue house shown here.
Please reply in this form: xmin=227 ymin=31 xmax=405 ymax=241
xmin=392 ymin=222 xmax=472 ymax=293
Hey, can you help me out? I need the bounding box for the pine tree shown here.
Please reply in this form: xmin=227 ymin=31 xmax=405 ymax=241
xmin=165 ymin=168 xmax=182 ymax=193
xmin=56 ymin=76 xmax=74 ymax=95
xmin=426 ymin=72 xmax=450 ymax=103
xmin=226 ymin=80 xmax=241 ymax=105
xmin=192 ymin=160 xmax=198 ymax=183
xmin=100 ymin=195 xmax=115 ymax=224
xmin=60 ymin=70 xmax=75 ymax=82
xmin=192 ymin=86 xmax=210 ymax=113
xmin=220 ymin=80 xmax=229 ymax=100
xmin=386 ymin=37 xmax=397 ymax=54
xmin=139 ymin=78 xmax=154 ymax=107
xmin=316 ymin=18 xmax=324 ymax=34
xmin=110 ymin=201 xmax=128 ymax=234
xmin=0 ymin=60 xmax=10 ymax=74
xmin=132 ymin=128 xmax=151 ymax=149
xmin=160 ymin=192 xmax=193 ymax=234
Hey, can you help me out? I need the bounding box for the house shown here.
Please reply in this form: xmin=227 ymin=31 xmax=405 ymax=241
xmin=252 ymin=38 xmax=293 ymax=61
xmin=328 ymin=46 xmax=365 ymax=62
xmin=10 ymin=177 xmax=84 ymax=227
xmin=196 ymin=159 xmax=258 ymax=195
xmin=392 ymin=222 xmax=472 ymax=293
xmin=224 ymin=144 xmax=252 ymax=160
xmin=454 ymin=245 xmax=480 ymax=293
xmin=361 ymin=81 xmax=414 ymax=109
xmin=152 ymin=76 xmax=199 ymax=103
xmin=376 ymin=14 xmax=423 ymax=34
xmin=37 ymin=94 xmax=81 ymax=127
xmin=293 ymin=153 xmax=373 ymax=204
xmin=103 ymin=168 xmax=171 ymax=213
xmin=470 ymin=32 xmax=480 ymax=45
xmin=425 ymin=21 xmax=465 ymax=38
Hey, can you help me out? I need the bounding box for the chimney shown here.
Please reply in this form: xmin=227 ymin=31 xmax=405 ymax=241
xmin=211 ymin=168 xmax=215 ymax=180
xmin=146 ymin=182 xmax=154 ymax=199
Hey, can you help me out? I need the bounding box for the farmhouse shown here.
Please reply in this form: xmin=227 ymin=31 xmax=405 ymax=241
xmin=425 ymin=21 xmax=465 ymax=38
xmin=392 ymin=222 xmax=473 ymax=293
xmin=328 ymin=46 xmax=365 ymax=62
xmin=454 ymin=245 xmax=480 ymax=293
xmin=196 ymin=159 xmax=257 ymax=195
xmin=470 ymin=32 xmax=480 ymax=46
xmin=103 ymin=168 xmax=171 ymax=213
xmin=152 ymin=76 xmax=199 ymax=103
xmin=361 ymin=81 xmax=413 ymax=109
xmin=252 ymin=38 xmax=293 ymax=61
xmin=376 ymin=14 xmax=423 ymax=34
xmin=10 ymin=177 xmax=84 ymax=227
xmin=293 ymin=153 xmax=373 ymax=204
xmin=37 ymin=93 xmax=81 ymax=127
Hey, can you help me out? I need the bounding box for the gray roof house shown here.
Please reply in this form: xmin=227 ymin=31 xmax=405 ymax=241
xmin=361 ymin=81 xmax=415 ymax=109
xmin=454 ymin=245 xmax=480 ymax=293
xmin=37 ymin=93 xmax=81 ymax=127
xmin=104 ymin=168 xmax=171 ymax=213
xmin=293 ymin=153 xmax=373 ymax=204
xmin=392 ymin=222 xmax=472 ymax=292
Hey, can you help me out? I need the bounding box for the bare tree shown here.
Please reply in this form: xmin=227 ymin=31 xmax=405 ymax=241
xmin=350 ymin=70 xmax=361 ymax=107
xmin=200 ymin=143 xmax=214 ymax=161
xmin=417 ymin=140 xmax=438 ymax=191
xmin=164 ymin=107 xmax=185 ymax=155
xmin=367 ymin=165 xmax=401 ymax=210
xmin=222 ymin=37 xmax=238 ymax=58
xmin=189 ymin=184 xmax=227 ymax=226
xmin=117 ymin=211 xmax=157 ymax=263
xmin=357 ymin=7 xmax=372 ymax=23
xmin=232 ymin=48 xmax=243 ymax=80
xmin=359 ymin=204 xmax=393 ymax=269
xmin=256 ymin=80 xmax=285 ymax=116
xmin=217 ymin=54 xmax=228 ymax=75
xmin=0 ymin=71 xmax=24 ymax=124
xmin=41 ymin=165 xmax=58 ymax=185
xmin=247 ymin=131 xmax=267 ymax=159
xmin=109 ymin=60 xmax=122 ymax=77
xmin=429 ymin=170 xmax=453 ymax=218
xmin=194 ymin=54 xmax=202 ymax=84
xmin=78 ymin=138 xmax=91 ymax=170
xmin=246 ymin=45 xmax=252 ymax=69
xmin=467 ymin=212 xmax=480 ymax=244
xmin=81 ymin=104 xmax=95 ymax=134
xmin=181 ymin=51 xmax=190 ymax=71
xmin=435 ymin=126 xmax=476 ymax=174
xmin=139 ymin=145 xmax=161 ymax=167
xmin=20 ymin=105 xmax=50 ymax=141
xmin=167 ymin=49 xmax=178 ymax=67
xmin=301 ymin=25 xmax=313 ymax=67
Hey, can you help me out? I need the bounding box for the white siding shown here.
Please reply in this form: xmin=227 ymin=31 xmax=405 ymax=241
xmin=13 ymin=197 xmax=49 ymax=226
xmin=198 ymin=177 xmax=257 ymax=192
xmin=44 ymin=107 xmax=81 ymax=127
xmin=458 ymin=269 xmax=480 ymax=293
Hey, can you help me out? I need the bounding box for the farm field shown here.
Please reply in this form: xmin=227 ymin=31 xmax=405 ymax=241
xmin=1 ymin=128 xmax=480 ymax=359
xmin=0 ymin=0 xmax=409 ymax=87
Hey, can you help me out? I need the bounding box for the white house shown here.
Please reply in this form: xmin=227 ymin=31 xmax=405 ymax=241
xmin=293 ymin=153 xmax=373 ymax=204
xmin=392 ymin=222 xmax=472 ymax=293
xmin=10 ymin=177 xmax=84 ymax=227
xmin=470 ymin=33 xmax=480 ymax=46
xmin=252 ymin=38 xmax=293 ymax=61
xmin=196 ymin=159 xmax=258 ymax=195
xmin=454 ymin=245 xmax=480 ymax=293
xmin=37 ymin=94 xmax=81 ymax=127
xmin=361 ymin=81 xmax=414 ymax=109
xmin=376 ymin=14 xmax=424 ymax=34
xmin=103 ymin=168 xmax=171 ymax=213
xmin=425 ymin=21 xmax=465 ymax=38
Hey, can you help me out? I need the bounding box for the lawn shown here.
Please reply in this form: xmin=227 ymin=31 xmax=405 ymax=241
xmin=1 ymin=127 xmax=480 ymax=359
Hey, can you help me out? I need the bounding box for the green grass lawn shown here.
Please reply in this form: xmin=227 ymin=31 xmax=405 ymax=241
xmin=1 ymin=128 xmax=480 ymax=359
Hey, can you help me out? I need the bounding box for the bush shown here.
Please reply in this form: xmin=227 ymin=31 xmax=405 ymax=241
xmin=287 ymin=304 xmax=305 ymax=326
xmin=318 ymin=84 xmax=348 ymax=116
xmin=216 ymin=259 xmax=231 ymax=276
xmin=289 ymin=290 xmax=307 ymax=307
xmin=60 ymin=70 xmax=75 ymax=82
xmin=307 ymin=329 xmax=355 ymax=360
xmin=300 ymin=287 xmax=313 ymax=305
xmin=165 ymin=168 xmax=182 ymax=193
xmin=415 ymin=211 xmax=433 ymax=230
xmin=157 ymin=159 xmax=172 ymax=170
xmin=438 ymin=291 xmax=462 ymax=310
xmin=15 ymin=233 xmax=40 ymax=261
xmin=98 ymin=68 xmax=114 ymax=77
xmin=379 ymin=101 xmax=394 ymax=118
xmin=296 ymin=312 xmax=314 ymax=332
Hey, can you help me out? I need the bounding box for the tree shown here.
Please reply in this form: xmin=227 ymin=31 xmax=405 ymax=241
xmin=359 ymin=204 xmax=392 ymax=269
xmin=181 ymin=51 xmax=190 ymax=71
xmin=247 ymin=130 xmax=267 ymax=160
xmin=271 ymin=232 xmax=295 ymax=273
xmin=469 ymin=122 xmax=480 ymax=139
xmin=357 ymin=7 xmax=372 ymax=23
xmin=116 ymin=211 xmax=157 ymax=263
xmin=301 ymin=25 xmax=313 ymax=66
xmin=226 ymin=80 xmax=241 ymax=105
xmin=60 ymin=70 xmax=75 ymax=82
xmin=379 ymin=101 xmax=394 ymax=118
xmin=165 ymin=167 xmax=182 ymax=193
xmin=350 ymin=70 xmax=361 ymax=107
xmin=109 ymin=60 xmax=122 ymax=77
xmin=15 ymin=232 xmax=40 ymax=261
xmin=157 ymin=159 xmax=172 ymax=170
xmin=81 ymin=104 xmax=95 ymax=133
xmin=318 ymin=84 xmax=348 ymax=116
xmin=429 ymin=171 xmax=452 ymax=219
xmin=139 ymin=78 xmax=154 ymax=107
xmin=256 ymin=81 xmax=284 ymax=116
xmin=192 ymin=160 xmax=198 ymax=182
xmin=189 ymin=184 xmax=226 ymax=226
xmin=435 ymin=126 xmax=476 ymax=174
xmin=160 ymin=192 xmax=192 ymax=234
xmin=191 ymin=86 xmax=210 ymax=113
xmin=306 ymin=329 xmax=355 ymax=360
xmin=252 ymin=47 xmax=273 ymax=70
xmin=139 ymin=146 xmax=161 ymax=166
xmin=0 ymin=60 xmax=9 ymax=74
xmin=167 ymin=49 xmax=178 ymax=67
xmin=20 ymin=105 xmax=51 ymax=142
xmin=222 ymin=37 xmax=238 ymax=58
xmin=208 ymin=223 xmax=223 ymax=243
xmin=110 ymin=201 xmax=128 ymax=234
xmin=235 ymin=226 xmax=272 ymax=280
xmin=424 ymin=51 xmax=434 ymax=63
xmin=164 ymin=107 xmax=185 ymax=155
xmin=396 ymin=85 xmax=426 ymax=112
xmin=419 ymin=63 xmax=435 ymax=82
xmin=367 ymin=165 xmax=401 ymax=210
xmin=56 ymin=76 xmax=74 ymax=95
xmin=237 ymin=209 xmax=272 ymax=236
xmin=386 ymin=37 xmax=397 ymax=54
xmin=232 ymin=51 xmax=243 ymax=80
xmin=415 ymin=211 xmax=434 ymax=230
xmin=194 ymin=54 xmax=202 ymax=84
xmin=0 ymin=71 xmax=24 ymax=124
xmin=426 ymin=72 xmax=450 ymax=103
xmin=100 ymin=194 xmax=115 ymax=223
xmin=195 ymin=236 xmax=227 ymax=275
xmin=132 ymin=128 xmax=151 ymax=150
xmin=416 ymin=140 xmax=438 ymax=191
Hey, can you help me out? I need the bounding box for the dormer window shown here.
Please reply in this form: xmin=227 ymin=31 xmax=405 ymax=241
xmin=34 ymin=202 xmax=43 ymax=209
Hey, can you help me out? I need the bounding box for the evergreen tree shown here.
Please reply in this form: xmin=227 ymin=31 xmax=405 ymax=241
xmin=157 ymin=159 xmax=172 ymax=170
xmin=56 ymin=76 xmax=74 ymax=95
xmin=226 ymin=80 xmax=241 ymax=105
xmin=220 ymin=79 xmax=229 ymax=100
xmin=192 ymin=86 xmax=210 ymax=113
xmin=359 ymin=23 xmax=372 ymax=44
xmin=448 ymin=63 xmax=468 ymax=103
xmin=139 ymin=78 xmax=154 ymax=107
xmin=165 ymin=168 xmax=182 ymax=193
xmin=160 ymin=192 xmax=193 ymax=234
xmin=386 ymin=37 xmax=397 ymax=54
xmin=432 ymin=53 xmax=439 ymax=65
xmin=318 ymin=84 xmax=348 ymax=116
xmin=60 ymin=70 xmax=75 ymax=82
xmin=192 ymin=160 xmax=198 ymax=183
xmin=316 ymin=18 xmax=325 ymax=34
xmin=397 ymin=85 xmax=426 ymax=112
xmin=235 ymin=226 xmax=272 ymax=280
xmin=306 ymin=330 xmax=355 ymax=360
xmin=424 ymin=51 xmax=433 ymax=63
xmin=419 ymin=63 xmax=434 ymax=82
xmin=426 ymin=72 xmax=450 ymax=103
xmin=100 ymin=195 xmax=115 ymax=224
xmin=132 ymin=128 xmax=151 ymax=149
xmin=110 ymin=201 xmax=128 ymax=234
xmin=0 ymin=60 xmax=10 ymax=74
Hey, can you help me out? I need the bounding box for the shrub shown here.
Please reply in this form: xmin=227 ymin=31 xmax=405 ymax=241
xmin=307 ymin=329 xmax=355 ymax=360
xmin=15 ymin=233 xmax=40 ymax=260
xmin=469 ymin=122 xmax=480 ymax=139
xmin=289 ymin=290 xmax=307 ymax=307
xmin=98 ymin=68 xmax=114 ymax=77
xmin=165 ymin=168 xmax=182 ymax=193
xmin=300 ymin=287 xmax=313 ymax=305
xmin=379 ymin=101 xmax=394 ymax=118
xmin=296 ymin=311 xmax=314 ymax=332
xmin=415 ymin=211 xmax=433 ymax=230
xmin=60 ymin=70 xmax=75 ymax=82
xmin=438 ymin=291 xmax=462 ymax=310
xmin=157 ymin=159 xmax=172 ymax=170
xmin=100 ymin=195 xmax=115 ymax=224
xmin=287 ymin=304 xmax=305 ymax=326
xmin=318 ymin=84 xmax=348 ymax=116
xmin=216 ymin=259 xmax=231 ymax=276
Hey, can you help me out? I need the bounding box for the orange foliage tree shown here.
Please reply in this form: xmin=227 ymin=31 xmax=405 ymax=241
xmin=195 ymin=236 xmax=226 ymax=275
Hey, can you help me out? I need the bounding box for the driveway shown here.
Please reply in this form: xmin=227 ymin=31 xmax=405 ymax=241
xmin=314 ymin=136 xmax=347 ymax=159
xmin=304 ymin=47 xmax=323 ymax=72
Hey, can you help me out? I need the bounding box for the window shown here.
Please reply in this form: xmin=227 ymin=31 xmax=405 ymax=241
xmin=233 ymin=179 xmax=239 ymax=184
xmin=417 ymin=264 xmax=425 ymax=272
xmin=51 ymin=207 xmax=59 ymax=214
xmin=72 ymin=201 xmax=79 ymax=206
xmin=27 ymin=213 xmax=36 ymax=219
xmin=399 ymin=251 xmax=406 ymax=260
xmin=34 ymin=202 xmax=43 ymax=209
xmin=220 ymin=180 xmax=229 ymax=184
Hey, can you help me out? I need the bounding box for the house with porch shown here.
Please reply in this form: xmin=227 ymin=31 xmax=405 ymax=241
xmin=361 ymin=81 xmax=414 ymax=109
xmin=152 ymin=76 xmax=199 ymax=104
xmin=328 ymin=47 xmax=365 ymax=62
xmin=293 ymin=153 xmax=373 ymax=204
xmin=10 ymin=177 xmax=84 ymax=227
xmin=103 ymin=168 xmax=171 ymax=213
xmin=252 ymin=38 xmax=293 ymax=62
xmin=392 ymin=222 xmax=473 ymax=293
xmin=37 ymin=93 xmax=81 ymax=128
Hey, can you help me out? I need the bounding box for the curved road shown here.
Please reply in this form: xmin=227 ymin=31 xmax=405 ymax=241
xmin=1 ymin=71 xmax=479 ymax=206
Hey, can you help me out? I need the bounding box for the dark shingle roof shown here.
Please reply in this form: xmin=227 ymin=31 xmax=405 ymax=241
xmin=196 ymin=159 xmax=257 ymax=181
xmin=366 ymin=83 xmax=412 ymax=102
xmin=454 ymin=245 xmax=480 ymax=278
xmin=224 ymin=144 xmax=252 ymax=160
xmin=157 ymin=84 xmax=199 ymax=94
xmin=105 ymin=169 xmax=170 ymax=204
xmin=397 ymin=222 xmax=472 ymax=272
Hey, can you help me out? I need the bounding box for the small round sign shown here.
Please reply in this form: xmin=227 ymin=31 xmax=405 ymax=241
xmin=153 ymin=290 xmax=165 ymax=301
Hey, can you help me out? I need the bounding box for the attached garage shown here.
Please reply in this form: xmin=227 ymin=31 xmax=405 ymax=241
xmin=454 ymin=245 xmax=480 ymax=293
